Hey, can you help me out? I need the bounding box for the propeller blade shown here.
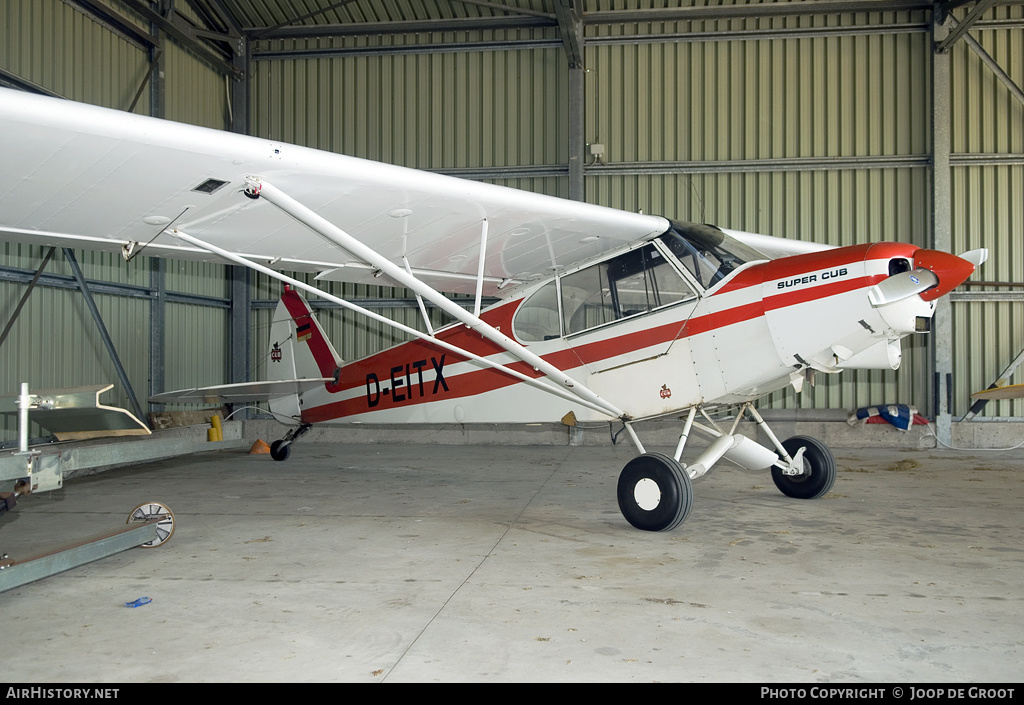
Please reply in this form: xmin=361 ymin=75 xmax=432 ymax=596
xmin=868 ymin=269 xmax=939 ymax=307
xmin=959 ymin=248 xmax=988 ymax=268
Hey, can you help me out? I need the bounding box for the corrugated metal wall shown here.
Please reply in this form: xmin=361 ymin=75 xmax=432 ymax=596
xmin=1 ymin=0 xmax=149 ymax=107
xmin=1 ymin=0 xmax=1022 ymax=438
xmin=582 ymin=24 xmax=937 ymax=413
xmin=950 ymin=9 xmax=1024 ymax=419
xmin=251 ymin=49 xmax=568 ymax=170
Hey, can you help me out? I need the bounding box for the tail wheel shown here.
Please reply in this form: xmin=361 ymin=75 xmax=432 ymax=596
xmin=270 ymin=440 xmax=291 ymax=462
xmin=617 ymin=453 xmax=693 ymax=532
xmin=771 ymin=435 xmax=836 ymax=499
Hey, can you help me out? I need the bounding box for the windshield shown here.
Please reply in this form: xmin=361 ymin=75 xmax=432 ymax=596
xmin=659 ymin=221 xmax=767 ymax=288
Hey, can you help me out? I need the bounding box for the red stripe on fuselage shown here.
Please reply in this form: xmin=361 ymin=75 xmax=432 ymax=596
xmin=300 ymin=242 xmax=913 ymax=421
xmin=716 ymin=242 xmax=917 ymax=295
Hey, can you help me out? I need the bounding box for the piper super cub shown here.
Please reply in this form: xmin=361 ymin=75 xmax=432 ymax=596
xmin=0 ymin=88 xmax=986 ymax=531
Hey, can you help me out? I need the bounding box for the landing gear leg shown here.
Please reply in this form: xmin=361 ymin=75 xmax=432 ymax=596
xmin=745 ymin=406 xmax=836 ymax=499
xmin=271 ymin=422 xmax=312 ymax=462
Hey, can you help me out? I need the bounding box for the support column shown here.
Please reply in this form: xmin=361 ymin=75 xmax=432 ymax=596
xmin=555 ymin=0 xmax=586 ymax=202
xmin=148 ymin=258 xmax=166 ymax=412
xmin=932 ymin=14 xmax=954 ymax=446
xmin=568 ymin=66 xmax=586 ymax=202
xmin=229 ymin=265 xmax=251 ymax=419
xmin=229 ymin=35 xmax=249 ymax=135
xmin=149 ymin=2 xmax=167 ymax=119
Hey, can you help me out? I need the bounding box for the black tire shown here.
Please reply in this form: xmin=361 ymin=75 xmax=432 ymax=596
xmin=270 ymin=439 xmax=291 ymax=462
xmin=771 ymin=435 xmax=836 ymax=499
xmin=617 ymin=453 xmax=693 ymax=531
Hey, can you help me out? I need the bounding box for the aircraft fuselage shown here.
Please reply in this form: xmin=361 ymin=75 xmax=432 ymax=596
xmin=275 ymin=230 xmax=947 ymax=427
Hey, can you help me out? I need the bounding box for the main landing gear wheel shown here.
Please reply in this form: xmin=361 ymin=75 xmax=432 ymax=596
xmin=126 ymin=502 xmax=175 ymax=548
xmin=617 ymin=453 xmax=693 ymax=532
xmin=771 ymin=435 xmax=836 ymax=500
xmin=270 ymin=440 xmax=291 ymax=462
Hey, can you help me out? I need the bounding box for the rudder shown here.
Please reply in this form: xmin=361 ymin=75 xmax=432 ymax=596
xmin=268 ymin=286 xmax=343 ymax=419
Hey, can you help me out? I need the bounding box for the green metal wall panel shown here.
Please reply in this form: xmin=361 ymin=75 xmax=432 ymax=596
xmin=162 ymin=301 xmax=228 ymax=394
xmin=0 ymin=271 xmax=150 ymax=439
xmin=1 ymin=0 xmax=150 ymax=108
xmin=951 ymin=165 xmax=1024 ymax=419
xmin=948 ymin=13 xmax=1024 ymax=419
xmin=162 ymin=36 xmax=233 ymax=129
xmin=954 ymin=301 xmax=1024 ymax=419
xmin=250 ymin=48 xmax=567 ymax=170
xmin=951 ymin=26 xmax=1024 ymax=154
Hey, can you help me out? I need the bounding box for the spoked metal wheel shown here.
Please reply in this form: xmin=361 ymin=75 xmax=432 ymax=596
xmin=126 ymin=502 xmax=175 ymax=548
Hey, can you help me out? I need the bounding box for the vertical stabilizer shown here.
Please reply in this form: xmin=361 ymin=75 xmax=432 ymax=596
xmin=267 ymin=287 xmax=342 ymax=419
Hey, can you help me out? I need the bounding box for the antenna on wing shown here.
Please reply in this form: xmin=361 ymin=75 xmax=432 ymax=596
xmin=123 ymin=206 xmax=191 ymax=262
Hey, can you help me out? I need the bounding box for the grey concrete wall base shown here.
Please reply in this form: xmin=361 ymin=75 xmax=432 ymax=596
xmin=242 ymin=417 xmax=1024 ymax=451
xmin=60 ymin=420 xmax=246 ymax=479
xmin=0 ymin=421 xmax=247 ymax=487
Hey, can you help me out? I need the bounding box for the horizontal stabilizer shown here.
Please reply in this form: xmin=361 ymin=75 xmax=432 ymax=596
xmin=0 ymin=384 xmax=150 ymax=440
xmin=149 ymin=378 xmax=334 ymax=405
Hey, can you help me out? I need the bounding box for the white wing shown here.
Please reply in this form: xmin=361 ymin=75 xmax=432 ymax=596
xmin=0 ymin=88 xmax=669 ymax=296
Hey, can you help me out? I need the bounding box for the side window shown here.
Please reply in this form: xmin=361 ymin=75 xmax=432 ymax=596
xmin=561 ymin=263 xmax=616 ymax=335
xmin=561 ymin=243 xmax=696 ymax=336
xmin=512 ymin=279 xmax=561 ymax=342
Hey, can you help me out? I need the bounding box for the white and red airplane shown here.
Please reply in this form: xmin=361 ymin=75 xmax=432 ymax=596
xmin=0 ymin=88 xmax=985 ymax=531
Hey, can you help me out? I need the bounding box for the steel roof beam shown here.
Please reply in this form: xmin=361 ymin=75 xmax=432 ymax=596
xmin=553 ymin=0 xmax=584 ymax=69
xmin=935 ymin=0 xmax=998 ymax=52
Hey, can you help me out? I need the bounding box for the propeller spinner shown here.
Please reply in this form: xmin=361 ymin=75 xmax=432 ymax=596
xmin=868 ymin=248 xmax=987 ymax=307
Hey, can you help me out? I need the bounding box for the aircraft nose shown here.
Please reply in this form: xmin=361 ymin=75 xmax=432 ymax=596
xmin=914 ymin=248 xmax=984 ymax=302
xmin=867 ymin=247 xmax=987 ymax=307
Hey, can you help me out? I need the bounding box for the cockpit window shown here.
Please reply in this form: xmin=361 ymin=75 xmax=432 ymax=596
xmin=659 ymin=222 xmax=766 ymax=288
xmin=512 ymin=226 xmax=742 ymax=342
xmin=560 ymin=242 xmax=696 ymax=335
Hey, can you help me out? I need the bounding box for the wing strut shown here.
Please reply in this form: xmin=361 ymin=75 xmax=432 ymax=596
xmin=238 ymin=176 xmax=630 ymax=422
xmin=474 ymin=219 xmax=489 ymax=317
xmin=167 ymin=228 xmax=620 ymax=421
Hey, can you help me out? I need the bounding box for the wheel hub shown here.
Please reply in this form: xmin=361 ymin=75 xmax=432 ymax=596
xmin=633 ymin=478 xmax=662 ymax=511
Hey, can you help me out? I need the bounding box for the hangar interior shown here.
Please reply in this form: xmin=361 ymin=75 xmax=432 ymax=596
xmin=1 ymin=0 xmax=1023 ymax=452
xmin=1 ymin=0 xmax=1023 ymax=683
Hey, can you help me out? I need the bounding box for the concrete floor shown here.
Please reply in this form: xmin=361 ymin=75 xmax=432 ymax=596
xmin=1 ymin=441 xmax=1022 ymax=682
